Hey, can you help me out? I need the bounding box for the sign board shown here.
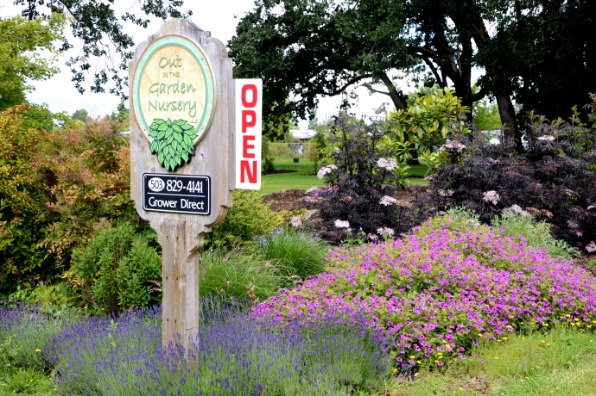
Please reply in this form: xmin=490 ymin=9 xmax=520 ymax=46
xmin=143 ymin=173 xmax=210 ymax=215
xmin=235 ymin=79 xmax=262 ymax=190
xmin=129 ymin=19 xmax=234 ymax=352
xmin=133 ymin=35 xmax=216 ymax=171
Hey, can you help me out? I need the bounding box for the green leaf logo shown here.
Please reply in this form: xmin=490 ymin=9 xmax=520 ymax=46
xmin=147 ymin=119 xmax=197 ymax=171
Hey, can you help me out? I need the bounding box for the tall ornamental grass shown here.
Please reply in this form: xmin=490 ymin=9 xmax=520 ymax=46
xmin=251 ymin=215 xmax=596 ymax=373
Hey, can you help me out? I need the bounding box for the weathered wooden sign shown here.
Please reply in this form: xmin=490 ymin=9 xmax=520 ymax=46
xmin=129 ymin=19 xmax=234 ymax=352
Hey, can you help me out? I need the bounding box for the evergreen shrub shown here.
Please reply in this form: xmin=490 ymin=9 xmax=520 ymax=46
xmin=65 ymin=223 xmax=161 ymax=314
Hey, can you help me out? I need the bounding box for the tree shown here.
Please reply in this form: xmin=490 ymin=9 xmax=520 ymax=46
xmin=14 ymin=0 xmax=191 ymax=99
xmin=232 ymin=0 xmax=596 ymax=150
xmin=0 ymin=14 xmax=64 ymax=111
xmin=477 ymin=0 xmax=596 ymax=120
xmin=229 ymin=0 xmax=417 ymax=139
xmin=72 ymin=108 xmax=89 ymax=122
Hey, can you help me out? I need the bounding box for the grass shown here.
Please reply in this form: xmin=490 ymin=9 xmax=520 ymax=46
xmin=261 ymin=159 xmax=325 ymax=195
xmin=261 ymin=158 xmax=429 ymax=195
xmin=382 ymin=326 xmax=596 ymax=395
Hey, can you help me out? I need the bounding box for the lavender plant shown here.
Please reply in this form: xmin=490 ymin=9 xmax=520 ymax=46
xmin=41 ymin=298 xmax=389 ymax=394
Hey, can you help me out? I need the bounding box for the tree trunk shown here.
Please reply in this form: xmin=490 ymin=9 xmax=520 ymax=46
xmin=380 ymin=72 xmax=408 ymax=110
xmin=495 ymin=93 xmax=523 ymax=151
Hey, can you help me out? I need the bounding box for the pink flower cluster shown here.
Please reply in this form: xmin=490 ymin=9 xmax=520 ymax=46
xmin=251 ymin=216 xmax=596 ymax=370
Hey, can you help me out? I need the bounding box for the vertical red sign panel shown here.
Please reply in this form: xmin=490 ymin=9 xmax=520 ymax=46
xmin=235 ymin=79 xmax=262 ymax=190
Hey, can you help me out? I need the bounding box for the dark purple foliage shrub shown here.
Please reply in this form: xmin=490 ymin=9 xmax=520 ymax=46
xmin=315 ymin=115 xmax=412 ymax=242
xmin=429 ymin=110 xmax=596 ymax=249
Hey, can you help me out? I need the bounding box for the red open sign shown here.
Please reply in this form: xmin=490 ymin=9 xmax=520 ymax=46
xmin=235 ymin=79 xmax=262 ymax=190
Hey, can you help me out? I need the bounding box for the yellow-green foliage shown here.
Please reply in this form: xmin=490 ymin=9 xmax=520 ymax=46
xmin=209 ymin=190 xmax=284 ymax=247
xmin=383 ymin=87 xmax=470 ymax=163
xmin=0 ymin=14 xmax=65 ymax=111
xmin=0 ymin=105 xmax=52 ymax=293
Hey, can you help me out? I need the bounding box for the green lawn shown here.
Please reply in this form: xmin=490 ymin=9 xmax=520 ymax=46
xmin=260 ymin=159 xmax=429 ymax=195
xmin=260 ymin=159 xmax=325 ymax=195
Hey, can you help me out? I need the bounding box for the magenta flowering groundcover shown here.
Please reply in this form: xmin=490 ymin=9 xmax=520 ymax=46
xmin=251 ymin=216 xmax=596 ymax=370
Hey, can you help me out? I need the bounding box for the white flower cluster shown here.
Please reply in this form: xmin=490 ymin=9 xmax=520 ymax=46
xmin=377 ymin=157 xmax=398 ymax=171
xmin=379 ymin=195 xmax=397 ymax=206
xmin=334 ymin=219 xmax=350 ymax=229
xmin=440 ymin=140 xmax=466 ymax=151
xmin=290 ymin=216 xmax=302 ymax=228
xmin=437 ymin=189 xmax=454 ymax=197
xmin=503 ymin=204 xmax=530 ymax=217
xmin=317 ymin=164 xmax=338 ymax=180
xmin=377 ymin=227 xmax=395 ymax=237
xmin=586 ymin=241 xmax=596 ymax=253
xmin=537 ymin=135 xmax=555 ymax=142
xmin=482 ymin=190 xmax=500 ymax=205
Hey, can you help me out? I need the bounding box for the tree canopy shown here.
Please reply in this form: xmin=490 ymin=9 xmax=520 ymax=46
xmin=231 ymin=0 xmax=595 ymax=144
xmin=229 ymin=0 xmax=417 ymax=139
xmin=0 ymin=14 xmax=64 ymax=111
xmin=14 ymin=0 xmax=191 ymax=99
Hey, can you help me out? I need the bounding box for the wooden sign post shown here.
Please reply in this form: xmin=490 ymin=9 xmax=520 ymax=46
xmin=129 ymin=19 xmax=234 ymax=351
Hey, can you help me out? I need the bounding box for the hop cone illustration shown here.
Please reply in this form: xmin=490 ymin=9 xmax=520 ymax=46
xmin=147 ymin=118 xmax=197 ymax=171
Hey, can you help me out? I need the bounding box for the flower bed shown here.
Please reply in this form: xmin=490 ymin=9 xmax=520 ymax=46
xmin=251 ymin=216 xmax=596 ymax=372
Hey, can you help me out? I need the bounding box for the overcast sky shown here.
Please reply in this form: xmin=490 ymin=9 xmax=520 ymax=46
xmin=0 ymin=0 xmax=390 ymax=124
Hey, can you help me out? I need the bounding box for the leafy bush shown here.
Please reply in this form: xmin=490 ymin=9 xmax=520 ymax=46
xmin=429 ymin=102 xmax=596 ymax=249
xmin=445 ymin=207 xmax=578 ymax=259
xmin=315 ymin=114 xmax=411 ymax=242
xmin=64 ymin=223 xmax=161 ymax=314
xmin=208 ymin=190 xmax=284 ymax=247
xmin=251 ymin=215 xmax=596 ymax=373
xmin=37 ymin=116 xmax=138 ymax=266
xmin=199 ymin=246 xmax=282 ymax=302
xmin=0 ymin=105 xmax=53 ymax=294
xmin=384 ymin=86 xmax=471 ymax=163
xmin=492 ymin=212 xmax=578 ymax=259
xmin=254 ymin=228 xmax=328 ymax=287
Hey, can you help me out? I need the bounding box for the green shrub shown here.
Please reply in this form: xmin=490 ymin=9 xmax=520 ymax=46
xmin=492 ymin=212 xmax=579 ymax=259
xmin=254 ymin=228 xmax=328 ymax=287
xmin=0 ymin=106 xmax=54 ymax=295
xmin=38 ymin=116 xmax=136 ymax=267
xmin=65 ymin=223 xmax=161 ymax=314
xmin=208 ymin=190 xmax=284 ymax=248
xmin=199 ymin=246 xmax=282 ymax=302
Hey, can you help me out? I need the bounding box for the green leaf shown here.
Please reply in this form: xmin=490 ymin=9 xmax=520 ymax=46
xmin=174 ymin=133 xmax=182 ymax=143
xmin=172 ymin=140 xmax=178 ymax=152
xmin=174 ymin=119 xmax=186 ymax=126
xmin=150 ymin=140 xmax=159 ymax=153
xmin=169 ymin=158 xmax=177 ymax=170
xmin=172 ymin=124 xmax=183 ymax=133
xmin=158 ymin=140 xmax=167 ymax=151
xmin=181 ymin=152 xmax=190 ymax=163
xmin=181 ymin=123 xmax=194 ymax=131
xmin=183 ymin=134 xmax=193 ymax=147
xmin=158 ymin=151 xmax=165 ymax=165
xmin=158 ymin=123 xmax=169 ymax=132
xmin=157 ymin=130 xmax=166 ymax=140
xmin=175 ymin=155 xmax=182 ymax=166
